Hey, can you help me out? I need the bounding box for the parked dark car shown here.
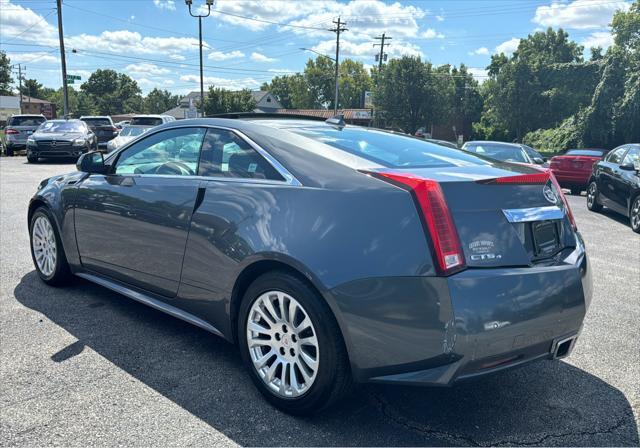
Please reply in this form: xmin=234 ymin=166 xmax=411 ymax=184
xmin=26 ymin=119 xmax=96 ymax=163
xmin=587 ymin=144 xmax=640 ymax=232
xmin=3 ymin=114 xmax=47 ymax=156
xmin=28 ymin=118 xmax=591 ymax=414
xmin=462 ymin=141 xmax=547 ymax=166
xmin=80 ymin=116 xmax=119 ymax=150
xmin=550 ymin=149 xmax=608 ymax=195
xmin=424 ymin=138 xmax=459 ymax=149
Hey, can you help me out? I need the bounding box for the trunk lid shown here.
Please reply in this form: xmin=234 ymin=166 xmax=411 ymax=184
xmin=550 ymin=155 xmax=600 ymax=172
xmin=388 ymin=164 xmax=576 ymax=269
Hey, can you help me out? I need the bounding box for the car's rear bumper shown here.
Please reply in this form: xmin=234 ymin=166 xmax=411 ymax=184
xmin=331 ymin=236 xmax=591 ymax=386
xmin=551 ymin=171 xmax=591 ymax=187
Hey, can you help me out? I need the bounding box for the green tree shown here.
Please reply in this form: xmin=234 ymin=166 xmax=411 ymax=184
xmin=0 ymin=51 xmax=13 ymax=95
xmin=19 ymin=78 xmax=44 ymax=98
xmin=262 ymin=74 xmax=314 ymax=109
xmin=203 ymin=86 xmax=256 ymax=115
xmin=144 ymin=88 xmax=179 ymax=114
xmin=338 ymin=59 xmax=373 ymax=109
xmin=76 ymin=92 xmax=97 ymax=116
xmin=303 ymin=57 xmax=335 ymax=108
xmin=80 ymin=69 xmax=142 ymax=115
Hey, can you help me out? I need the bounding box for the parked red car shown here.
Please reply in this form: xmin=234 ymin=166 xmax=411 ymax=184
xmin=549 ymin=149 xmax=608 ymax=195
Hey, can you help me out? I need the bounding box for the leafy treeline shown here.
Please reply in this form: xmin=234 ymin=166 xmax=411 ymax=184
xmin=1 ymin=0 xmax=636 ymax=149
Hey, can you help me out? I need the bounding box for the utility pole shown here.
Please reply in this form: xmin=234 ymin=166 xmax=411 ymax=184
xmin=11 ymin=64 xmax=25 ymax=113
xmin=186 ymin=0 xmax=214 ymax=118
xmin=374 ymin=33 xmax=391 ymax=80
xmin=56 ymin=0 xmax=69 ymax=117
xmin=329 ymin=17 xmax=347 ymax=115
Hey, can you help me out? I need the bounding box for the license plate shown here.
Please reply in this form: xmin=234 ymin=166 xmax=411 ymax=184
xmin=572 ymin=161 xmax=583 ymax=168
xmin=532 ymin=221 xmax=559 ymax=257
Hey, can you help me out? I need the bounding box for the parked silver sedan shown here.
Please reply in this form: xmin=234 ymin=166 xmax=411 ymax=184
xmin=105 ymin=125 xmax=152 ymax=152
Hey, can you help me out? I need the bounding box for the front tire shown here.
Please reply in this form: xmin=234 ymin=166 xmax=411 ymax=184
xmin=630 ymin=196 xmax=640 ymax=234
xmin=29 ymin=207 xmax=72 ymax=286
xmin=238 ymin=271 xmax=351 ymax=415
xmin=587 ymin=181 xmax=602 ymax=212
xmin=27 ymin=154 xmax=38 ymax=163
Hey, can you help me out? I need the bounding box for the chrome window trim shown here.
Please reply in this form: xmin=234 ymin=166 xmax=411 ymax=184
xmin=502 ymin=206 xmax=564 ymax=223
xmin=104 ymin=123 xmax=301 ymax=187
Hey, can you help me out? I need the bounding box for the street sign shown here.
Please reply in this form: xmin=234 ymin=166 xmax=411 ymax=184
xmin=364 ymin=91 xmax=373 ymax=108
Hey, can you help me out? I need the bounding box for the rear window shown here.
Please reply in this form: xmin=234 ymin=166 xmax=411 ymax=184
xmin=286 ymin=127 xmax=485 ymax=168
xmin=464 ymin=143 xmax=529 ymax=163
xmin=8 ymin=116 xmax=46 ymax=126
xmin=82 ymin=118 xmax=112 ymax=126
xmin=130 ymin=117 xmax=162 ymax=126
xmin=565 ymin=149 xmax=606 ymax=157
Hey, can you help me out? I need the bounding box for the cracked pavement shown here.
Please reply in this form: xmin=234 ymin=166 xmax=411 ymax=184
xmin=1 ymin=157 xmax=639 ymax=446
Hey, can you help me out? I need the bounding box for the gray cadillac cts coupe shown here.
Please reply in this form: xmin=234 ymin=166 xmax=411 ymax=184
xmin=29 ymin=116 xmax=591 ymax=414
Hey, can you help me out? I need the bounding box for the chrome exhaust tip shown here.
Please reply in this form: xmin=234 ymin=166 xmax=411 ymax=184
xmin=551 ymin=335 xmax=577 ymax=359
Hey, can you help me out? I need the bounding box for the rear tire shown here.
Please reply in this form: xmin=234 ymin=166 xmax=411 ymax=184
xmin=630 ymin=196 xmax=640 ymax=234
xmin=29 ymin=207 xmax=72 ymax=286
xmin=27 ymin=154 xmax=38 ymax=163
xmin=570 ymin=187 xmax=582 ymax=196
xmin=587 ymin=181 xmax=602 ymax=212
xmin=238 ymin=271 xmax=352 ymax=415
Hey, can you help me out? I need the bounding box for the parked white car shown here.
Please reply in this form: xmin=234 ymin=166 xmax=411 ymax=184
xmin=106 ymin=125 xmax=152 ymax=152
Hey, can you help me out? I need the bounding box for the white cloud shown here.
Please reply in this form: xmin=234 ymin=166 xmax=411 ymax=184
xmin=469 ymin=47 xmax=489 ymax=56
xmin=251 ymin=52 xmax=276 ymax=63
xmin=581 ymin=31 xmax=615 ymax=49
xmin=0 ymin=0 xmax=57 ymax=44
xmin=533 ymin=0 xmax=631 ymax=29
xmin=6 ymin=52 xmax=59 ymax=64
xmin=422 ymin=28 xmax=445 ymax=39
xmin=130 ymin=15 xmax=136 ymax=21
xmin=153 ymin=0 xmax=176 ymax=11
xmin=125 ymin=63 xmax=171 ymax=75
xmin=495 ymin=38 xmax=521 ymax=55
xmin=435 ymin=15 xmax=445 ymax=22
xmin=268 ymin=68 xmax=297 ymax=74
xmin=208 ymin=50 xmax=245 ymax=61
xmin=313 ymin=38 xmax=423 ymax=59
xmin=468 ymin=67 xmax=489 ymax=82
xmin=179 ymin=74 xmax=262 ymax=90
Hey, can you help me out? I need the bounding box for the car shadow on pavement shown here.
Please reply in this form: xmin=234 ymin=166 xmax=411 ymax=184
xmin=14 ymin=271 xmax=639 ymax=446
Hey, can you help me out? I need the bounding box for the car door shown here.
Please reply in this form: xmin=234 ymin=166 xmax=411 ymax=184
xmin=74 ymin=126 xmax=207 ymax=297
xmin=597 ymin=146 xmax=628 ymax=212
xmin=616 ymin=146 xmax=640 ymax=216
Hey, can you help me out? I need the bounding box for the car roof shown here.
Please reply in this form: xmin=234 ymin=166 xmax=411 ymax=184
xmin=80 ymin=116 xmax=111 ymax=119
xmin=464 ymin=140 xmax=523 ymax=148
xmin=10 ymin=114 xmax=45 ymax=117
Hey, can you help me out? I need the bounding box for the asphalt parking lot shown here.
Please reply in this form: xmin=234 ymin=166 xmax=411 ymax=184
xmin=1 ymin=156 xmax=638 ymax=447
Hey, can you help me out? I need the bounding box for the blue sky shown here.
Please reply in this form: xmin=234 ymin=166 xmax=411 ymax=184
xmin=0 ymin=0 xmax=631 ymax=96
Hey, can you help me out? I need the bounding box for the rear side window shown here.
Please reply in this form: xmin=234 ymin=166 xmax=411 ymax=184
xmin=606 ymin=147 xmax=627 ymax=164
xmin=288 ymin=127 xmax=485 ymax=168
xmin=198 ymin=129 xmax=284 ymax=181
xmin=82 ymin=118 xmax=111 ymax=126
xmin=131 ymin=117 xmax=163 ymax=126
xmin=8 ymin=116 xmax=45 ymax=126
xmin=565 ymin=149 xmax=606 ymax=157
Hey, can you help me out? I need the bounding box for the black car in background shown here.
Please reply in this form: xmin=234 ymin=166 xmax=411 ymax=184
xmin=80 ymin=116 xmax=119 ymax=150
xmin=26 ymin=119 xmax=96 ymax=163
xmin=587 ymin=144 xmax=640 ymax=233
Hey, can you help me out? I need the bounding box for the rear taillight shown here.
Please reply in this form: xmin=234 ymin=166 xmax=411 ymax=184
xmin=366 ymin=171 xmax=466 ymax=276
xmin=5 ymin=129 xmax=19 ymax=135
xmin=549 ymin=172 xmax=577 ymax=230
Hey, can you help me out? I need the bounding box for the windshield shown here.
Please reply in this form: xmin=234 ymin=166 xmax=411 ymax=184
xmin=463 ymin=143 xmax=529 ymax=163
xmin=37 ymin=121 xmax=86 ymax=133
xmin=565 ymin=149 xmax=606 ymax=157
xmin=130 ymin=117 xmax=163 ymax=126
xmin=286 ymin=126 xmax=487 ymax=168
xmin=120 ymin=126 xmax=148 ymax=137
xmin=82 ymin=118 xmax=111 ymax=127
xmin=8 ymin=116 xmax=46 ymax=126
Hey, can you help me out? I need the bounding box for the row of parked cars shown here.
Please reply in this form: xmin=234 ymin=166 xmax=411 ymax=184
xmin=1 ymin=113 xmax=175 ymax=162
xmin=422 ymin=139 xmax=639 ymax=233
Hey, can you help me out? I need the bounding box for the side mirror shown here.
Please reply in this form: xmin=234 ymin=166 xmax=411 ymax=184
xmin=533 ymin=157 xmax=545 ymax=165
xmin=76 ymin=151 xmax=106 ymax=174
xmin=620 ymin=163 xmax=636 ymax=171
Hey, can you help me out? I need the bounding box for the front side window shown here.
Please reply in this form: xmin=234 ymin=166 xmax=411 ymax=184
xmin=114 ymin=127 xmax=205 ymax=176
xmin=606 ymin=146 xmax=627 ymax=164
xmin=198 ymin=129 xmax=284 ymax=181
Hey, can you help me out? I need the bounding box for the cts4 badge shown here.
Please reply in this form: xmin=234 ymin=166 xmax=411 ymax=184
xmin=468 ymin=240 xmax=502 ymax=261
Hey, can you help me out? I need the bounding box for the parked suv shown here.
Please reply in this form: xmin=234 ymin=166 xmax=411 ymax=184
xmin=3 ymin=114 xmax=47 ymax=156
xmin=80 ymin=116 xmax=118 ymax=150
xmin=129 ymin=114 xmax=175 ymax=127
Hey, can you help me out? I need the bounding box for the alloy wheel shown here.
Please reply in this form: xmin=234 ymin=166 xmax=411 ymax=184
xmin=246 ymin=290 xmax=319 ymax=398
xmin=631 ymin=198 xmax=640 ymax=231
xmin=32 ymin=215 xmax=57 ymax=277
xmin=587 ymin=183 xmax=597 ymax=208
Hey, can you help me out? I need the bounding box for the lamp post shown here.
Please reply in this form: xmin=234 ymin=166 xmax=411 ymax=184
xmin=185 ymin=0 xmax=213 ymax=118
